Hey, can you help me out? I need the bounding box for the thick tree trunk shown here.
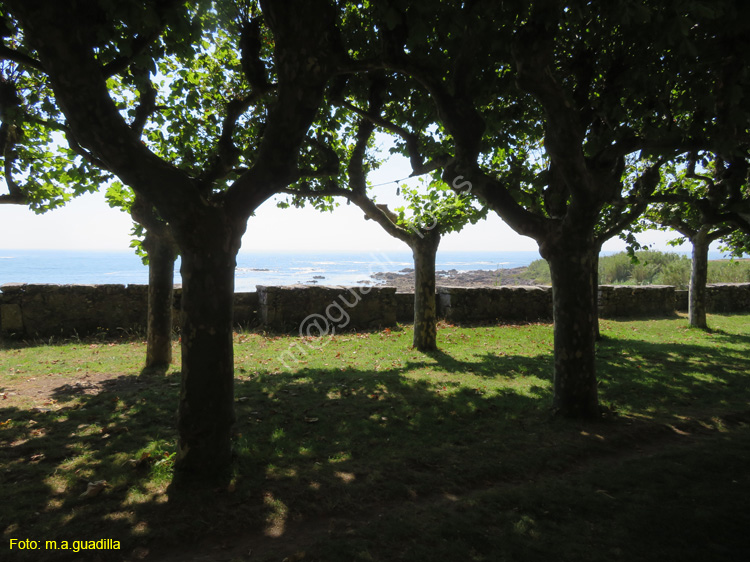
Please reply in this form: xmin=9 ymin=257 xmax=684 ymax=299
xmin=171 ymin=232 xmax=240 ymax=490
xmin=689 ymin=227 xmax=710 ymax=329
xmin=143 ymin=230 xmax=177 ymax=372
xmin=411 ymin=231 xmax=441 ymax=352
xmin=545 ymin=241 xmax=600 ymax=419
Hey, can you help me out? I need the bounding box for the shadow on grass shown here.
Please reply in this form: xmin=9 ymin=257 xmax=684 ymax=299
xmin=1 ymin=359 xmax=552 ymax=561
xmin=420 ymin=348 xmax=552 ymax=381
xmin=2 ymin=331 xmax=750 ymax=560
xmin=597 ymin=332 xmax=750 ymax=417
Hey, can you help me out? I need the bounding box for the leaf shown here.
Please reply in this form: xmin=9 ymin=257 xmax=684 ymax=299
xmin=80 ymin=480 xmax=107 ymax=499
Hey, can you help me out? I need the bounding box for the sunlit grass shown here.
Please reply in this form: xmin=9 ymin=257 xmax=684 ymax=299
xmin=1 ymin=313 xmax=748 ymax=561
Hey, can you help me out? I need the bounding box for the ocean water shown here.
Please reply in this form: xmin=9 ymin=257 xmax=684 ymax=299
xmin=0 ymin=248 xmax=728 ymax=292
xmin=0 ymin=249 xmax=543 ymax=292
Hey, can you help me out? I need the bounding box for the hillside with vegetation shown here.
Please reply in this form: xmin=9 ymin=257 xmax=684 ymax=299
xmin=518 ymin=251 xmax=750 ymax=289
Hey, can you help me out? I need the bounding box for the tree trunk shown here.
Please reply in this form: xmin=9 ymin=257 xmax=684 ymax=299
xmin=171 ymin=230 xmax=240 ymax=490
xmin=592 ymin=249 xmax=601 ymax=341
xmin=545 ymin=241 xmax=600 ymax=419
xmin=143 ymin=230 xmax=177 ymax=372
xmin=689 ymin=227 xmax=710 ymax=329
xmin=411 ymin=231 xmax=441 ymax=352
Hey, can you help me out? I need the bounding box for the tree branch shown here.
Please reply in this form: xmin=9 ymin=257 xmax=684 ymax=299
xmin=276 ymin=183 xmax=350 ymax=199
xmin=685 ymin=153 xmax=715 ymax=190
xmin=0 ymin=44 xmax=43 ymax=70
xmin=296 ymin=136 xmax=340 ymax=179
xmin=130 ymin=68 xmax=158 ymax=138
xmin=706 ymin=225 xmax=736 ymax=243
xmin=339 ymin=99 xmax=453 ymax=177
xmin=197 ymin=95 xmax=255 ymax=191
xmin=238 ymin=16 xmax=272 ymax=95
xmin=510 ymin=7 xmax=594 ymax=200
xmin=1 ymin=124 xmax=26 ymax=204
xmin=101 ymin=1 xmax=183 ymax=78
xmin=102 ymin=33 xmax=161 ymax=78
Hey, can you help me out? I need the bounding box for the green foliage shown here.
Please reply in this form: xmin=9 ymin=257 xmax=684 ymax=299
xmin=708 ymin=260 xmax=750 ymax=284
xmin=659 ymin=260 xmax=692 ymax=289
xmin=0 ymin=60 xmax=109 ymax=210
xmin=599 ymin=251 xmax=690 ymax=287
xmin=393 ymin=179 xmax=488 ymax=235
xmin=637 ymin=153 xmax=750 ymax=258
xmin=520 ymin=259 xmax=552 ymax=284
xmin=600 ymin=253 xmax=636 ymax=284
xmin=519 ymin=251 xmax=750 ymax=289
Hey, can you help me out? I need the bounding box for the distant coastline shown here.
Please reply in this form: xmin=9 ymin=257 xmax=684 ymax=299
xmin=0 ymin=249 xmax=544 ymax=290
xmin=0 ymin=249 xmax=739 ymax=291
xmin=371 ymin=266 xmax=538 ymax=291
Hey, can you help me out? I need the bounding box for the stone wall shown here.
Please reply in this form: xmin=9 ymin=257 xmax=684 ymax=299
xmin=257 ymin=285 xmax=397 ymax=332
xmin=2 ymin=282 xmax=749 ymax=339
xmin=233 ymin=292 xmax=260 ymax=328
xmin=437 ymin=286 xmax=553 ymax=323
xmin=675 ymin=290 xmax=689 ymax=312
xmin=706 ymin=283 xmax=750 ymax=313
xmin=670 ymin=284 xmax=750 ymax=314
xmin=0 ymin=284 xmax=150 ymax=338
xmin=598 ymin=285 xmax=676 ymax=318
xmin=394 ymin=293 xmax=415 ymax=323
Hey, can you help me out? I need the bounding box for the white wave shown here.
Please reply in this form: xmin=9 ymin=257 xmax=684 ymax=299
xmin=236 ymin=268 xmax=276 ymax=273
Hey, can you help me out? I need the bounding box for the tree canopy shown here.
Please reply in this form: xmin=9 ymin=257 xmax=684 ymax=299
xmin=2 ymin=0 xmax=749 ymax=484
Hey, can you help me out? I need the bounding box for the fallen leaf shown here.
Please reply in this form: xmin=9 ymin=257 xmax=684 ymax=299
xmin=80 ymin=480 xmax=107 ymax=499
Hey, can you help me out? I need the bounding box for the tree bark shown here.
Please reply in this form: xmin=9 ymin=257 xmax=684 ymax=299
xmin=592 ymin=249 xmax=601 ymax=341
xmin=171 ymin=226 xmax=241 ymax=490
xmin=411 ymin=230 xmax=441 ymax=352
xmin=142 ymin=229 xmax=177 ymax=372
xmin=545 ymin=240 xmax=600 ymax=419
xmin=689 ymin=226 xmax=710 ymax=329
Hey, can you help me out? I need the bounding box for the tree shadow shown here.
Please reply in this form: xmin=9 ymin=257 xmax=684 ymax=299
xmin=596 ymin=333 xmax=750 ymax=417
xmin=3 ymin=328 xmax=750 ymax=561
xmin=1 ymin=357 xmax=556 ymax=560
xmin=421 ymin=348 xmax=552 ymax=381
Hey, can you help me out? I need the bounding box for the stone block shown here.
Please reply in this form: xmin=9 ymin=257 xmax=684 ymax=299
xmin=1 ymin=303 xmax=23 ymax=334
xmin=438 ymin=285 xmax=553 ymax=323
xmin=598 ymin=285 xmax=675 ymax=318
xmin=258 ymin=285 xmax=397 ymax=332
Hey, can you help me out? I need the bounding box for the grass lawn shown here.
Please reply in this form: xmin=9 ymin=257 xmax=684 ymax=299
xmin=1 ymin=313 xmax=749 ymax=561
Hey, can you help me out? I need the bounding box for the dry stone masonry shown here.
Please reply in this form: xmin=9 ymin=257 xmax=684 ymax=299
xmin=1 ymin=282 xmax=749 ymax=338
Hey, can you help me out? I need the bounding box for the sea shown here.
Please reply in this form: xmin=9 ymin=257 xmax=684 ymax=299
xmin=0 ymin=249 xmax=547 ymax=292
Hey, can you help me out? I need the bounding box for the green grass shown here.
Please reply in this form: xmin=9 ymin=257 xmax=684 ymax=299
xmin=1 ymin=314 xmax=749 ymax=561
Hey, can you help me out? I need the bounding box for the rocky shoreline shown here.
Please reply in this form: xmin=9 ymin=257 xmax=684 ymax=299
xmin=369 ymin=266 xmax=540 ymax=292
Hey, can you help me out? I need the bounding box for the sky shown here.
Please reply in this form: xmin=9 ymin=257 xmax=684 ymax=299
xmin=0 ymin=149 xmax=700 ymax=255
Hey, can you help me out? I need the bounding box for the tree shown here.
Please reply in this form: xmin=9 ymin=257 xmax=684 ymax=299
xmin=3 ymin=0 xmax=348 ymax=488
xmin=591 ymin=158 xmax=665 ymax=339
xmin=107 ymin=187 xmax=179 ymax=372
xmin=281 ymin=77 xmax=486 ymax=351
xmin=641 ymin=153 xmax=750 ymax=328
xmin=339 ymin=0 xmax=750 ymax=418
xmin=1 ymin=57 xmax=107 ymax=208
